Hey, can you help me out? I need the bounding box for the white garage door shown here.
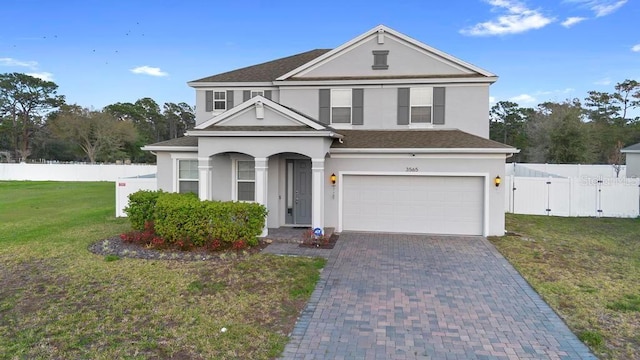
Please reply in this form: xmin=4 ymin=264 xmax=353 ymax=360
xmin=342 ymin=175 xmax=484 ymax=235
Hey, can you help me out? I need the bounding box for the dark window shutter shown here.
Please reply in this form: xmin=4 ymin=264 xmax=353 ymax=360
xmin=397 ymin=88 xmax=409 ymax=125
xmin=264 ymin=90 xmax=272 ymax=100
xmin=226 ymin=90 xmax=234 ymax=110
xmin=319 ymin=89 xmax=330 ymax=124
xmin=433 ymin=87 xmax=445 ymax=125
xmin=352 ymin=89 xmax=364 ymax=125
xmin=243 ymin=90 xmax=250 ymax=102
xmin=205 ymin=90 xmax=213 ymax=112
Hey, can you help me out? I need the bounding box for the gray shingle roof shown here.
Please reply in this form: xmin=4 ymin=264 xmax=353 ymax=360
xmin=144 ymin=136 xmax=198 ymax=147
xmin=191 ymin=49 xmax=331 ymax=83
xmin=622 ymin=142 xmax=640 ymax=151
xmin=330 ymin=130 xmax=515 ymax=149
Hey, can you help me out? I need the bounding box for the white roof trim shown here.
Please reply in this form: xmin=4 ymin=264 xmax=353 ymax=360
xmin=330 ymin=147 xmax=518 ymax=154
xmin=186 ymin=130 xmax=342 ymax=138
xmin=141 ymin=145 xmax=197 ymax=152
xmin=188 ymin=82 xmax=273 ymax=88
xmin=194 ymin=95 xmax=326 ymax=130
xmin=276 ymin=25 xmax=495 ymax=81
xmin=621 ymin=149 xmax=640 ymax=153
xmin=274 ymin=77 xmax=498 ymax=86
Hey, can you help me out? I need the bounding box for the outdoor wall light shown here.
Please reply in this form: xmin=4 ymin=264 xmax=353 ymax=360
xmin=330 ymin=173 xmax=337 ymax=185
xmin=494 ymin=175 xmax=501 ymax=187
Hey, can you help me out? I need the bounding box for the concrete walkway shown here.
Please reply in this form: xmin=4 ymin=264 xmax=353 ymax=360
xmin=270 ymin=232 xmax=596 ymax=360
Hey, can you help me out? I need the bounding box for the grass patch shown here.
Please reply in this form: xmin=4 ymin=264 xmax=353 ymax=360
xmin=0 ymin=181 xmax=325 ymax=359
xmin=489 ymin=214 xmax=640 ymax=359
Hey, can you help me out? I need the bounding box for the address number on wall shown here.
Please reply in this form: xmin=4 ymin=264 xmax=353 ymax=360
xmin=406 ymin=167 xmax=419 ymax=172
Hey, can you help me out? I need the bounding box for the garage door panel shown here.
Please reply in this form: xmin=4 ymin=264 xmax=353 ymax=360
xmin=342 ymin=175 xmax=483 ymax=235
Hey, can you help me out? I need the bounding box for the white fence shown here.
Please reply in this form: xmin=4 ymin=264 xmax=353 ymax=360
xmin=115 ymin=176 xmax=157 ymax=217
xmin=0 ymin=163 xmax=157 ymax=181
xmin=504 ymin=175 xmax=640 ymax=218
xmin=506 ymin=163 xmax=626 ymax=178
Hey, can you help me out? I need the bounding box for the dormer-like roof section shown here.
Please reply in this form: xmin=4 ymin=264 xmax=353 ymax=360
xmin=189 ymin=49 xmax=330 ymax=84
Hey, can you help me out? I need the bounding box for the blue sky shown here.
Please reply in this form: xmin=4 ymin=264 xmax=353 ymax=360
xmin=1 ymin=0 xmax=638 ymax=111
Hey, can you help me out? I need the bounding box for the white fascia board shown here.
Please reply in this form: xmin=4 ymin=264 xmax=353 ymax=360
xmin=195 ymin=95 xmax=327 ymax=130
xmin=186 ymin=130 xmax=342 ymax=138
xmin=621 ymin=150 xmax=640 ymax=153
xmin=274 ymin=76 xmax=498 ymax=87
xmin=187 ymin=81 xmax=273 ymax=88
xmin=330 ymin=148 xmax=519 ymax=154
xmin=276 ymin=24 xmax=495 ymax=80
xmin=141 ymin=146 xmax=197 ymax=152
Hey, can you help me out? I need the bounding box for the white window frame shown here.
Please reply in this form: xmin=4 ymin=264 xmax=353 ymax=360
xmin=410 ymin=87 xmax=433 ymax=124
xmin=171 ymin=153 xmax=199 ymax=194
xmin=214 ymin=91 xmax=226 ymax=111
xmin=330 ymin=89 xmax=352 ymax=124
xmin=232 ymin=158 xmax=255 ymax=202
xmin=250 ymin=90 xmax=264 ymax=98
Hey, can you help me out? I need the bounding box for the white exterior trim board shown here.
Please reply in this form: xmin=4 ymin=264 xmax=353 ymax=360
xmin=142 ymin=146 xmax=197 ymax=152
xmin=188 ymin=82 xmax=273 ymax=88
xmin=274 ymin=77 xmax=498 ymax=87
xmin=187 ymin=131 xmax=340 ymax=137
xmin=330 ymin=148 xmax=517 ymax=154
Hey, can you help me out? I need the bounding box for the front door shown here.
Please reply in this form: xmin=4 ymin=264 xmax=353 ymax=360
xmin=286 ymin=159 xmax=312 ymax=225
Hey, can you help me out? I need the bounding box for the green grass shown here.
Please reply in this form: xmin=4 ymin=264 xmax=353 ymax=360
xmin=489 ymin=214 xmax=640 ymax=359
xmin=0 ymin=181 xmax=326 ymax=359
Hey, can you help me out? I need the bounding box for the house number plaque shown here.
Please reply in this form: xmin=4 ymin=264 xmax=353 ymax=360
xmin=405 ymin=167 xmax=419 ymax=172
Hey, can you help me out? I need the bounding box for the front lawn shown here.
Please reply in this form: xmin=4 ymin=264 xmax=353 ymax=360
xmin=490 ymin=214 xmax=640 ymax=359
xmin=0 ymin=181 xmax=325 ymax=359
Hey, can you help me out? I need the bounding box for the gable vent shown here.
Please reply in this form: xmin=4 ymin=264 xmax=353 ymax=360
xmin=372 ymin=50 xmax=389 ymax=70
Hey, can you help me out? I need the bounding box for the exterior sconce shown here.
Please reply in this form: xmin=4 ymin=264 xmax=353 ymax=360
xmin=494 ymin=176 xmax=501 ymax=187
xmin=330 ymin=173 xmax=337 ymax=186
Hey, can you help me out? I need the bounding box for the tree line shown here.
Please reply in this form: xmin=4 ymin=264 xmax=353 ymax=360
xmin=0 ymin=72 xmax=194 ymax=163
xmin=2 ymin=72 xmax=639 ymax=165
xmin=490 ymin=79 xmax=640 ymax=172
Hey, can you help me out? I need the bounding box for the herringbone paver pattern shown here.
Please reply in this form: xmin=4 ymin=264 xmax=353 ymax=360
xmin=276 ymin=233 xmax=596 ymax=359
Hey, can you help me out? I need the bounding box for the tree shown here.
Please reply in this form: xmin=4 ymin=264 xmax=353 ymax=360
xmin=163 ymin=102 xmax=195 ymax=139
xmin=526 ymin=100 xmax=590 ymax=163
xmin=613 ymin=79 xmax=640 ymax=121
xmin=49 ymin=105 xmax=138 ymax=163
xmin=490 ymin=101 xmax=533 ymax=162
xmin=608 ymin=140 xmax=624 ymax=178
xmin=0 ymin=73 xmax=64 ymax=161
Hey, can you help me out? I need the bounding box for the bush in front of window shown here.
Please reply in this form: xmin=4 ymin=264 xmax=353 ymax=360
xmin=123 ymin=190 xmax=268 ymax=249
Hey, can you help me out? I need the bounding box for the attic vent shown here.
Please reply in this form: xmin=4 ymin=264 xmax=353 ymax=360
xmin=377 ymin=29 xmax=385 ymax=44
xmin=372 ymin=50 xmax=389 ymax=70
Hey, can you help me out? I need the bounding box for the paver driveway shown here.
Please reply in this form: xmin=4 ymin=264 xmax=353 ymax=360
xmin=278 ymin=233 xmax=596 ymax=359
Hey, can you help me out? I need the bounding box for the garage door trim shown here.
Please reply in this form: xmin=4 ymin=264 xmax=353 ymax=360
xmin=338 ymin=171 xmax=490 ymax=236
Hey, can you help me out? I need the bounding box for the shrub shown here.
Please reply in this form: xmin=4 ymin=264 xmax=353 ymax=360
xmin=124 ymin=190 xmax=164 ymax=231
xmin=153 ymin=193 xmax=268 ymax=247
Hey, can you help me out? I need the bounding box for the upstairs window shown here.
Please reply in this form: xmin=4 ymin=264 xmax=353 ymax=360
xmin=178 ymin=159 xmax=198 ymax=195
xmin=410 ymin=88 xmax=433 ymax=123
xmin=251 ymin=90 xmax=264 ymax=98
xmin=214 ymin=91 xmax=226 ymax=110
xmin=331 ymin=89 xmax=352 ymax=124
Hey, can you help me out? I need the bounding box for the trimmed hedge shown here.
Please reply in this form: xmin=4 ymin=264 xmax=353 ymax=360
xmin=124 ymin=190 xmax=268 ymax=247
xmin=123 ymin=190 xmax=165 ymax=231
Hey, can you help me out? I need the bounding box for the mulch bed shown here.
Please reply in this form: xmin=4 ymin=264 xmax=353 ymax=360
xmin=89 ymin=236 xmax=269 ymax=261
xmin=298 ymin=233 xmax=340 ymax=249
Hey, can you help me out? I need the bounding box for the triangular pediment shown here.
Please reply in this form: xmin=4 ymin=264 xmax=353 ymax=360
xmin=194 ymin=96 xmax=328 ymax=131
xmin=277 ymin=25 xmax=495 ymax=81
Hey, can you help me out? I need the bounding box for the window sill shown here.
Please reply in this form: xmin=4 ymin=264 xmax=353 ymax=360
xmin=408 ymin=123 xmax=433 ymax=129
xmin=330 ymin=124 xmax=354 ymax=129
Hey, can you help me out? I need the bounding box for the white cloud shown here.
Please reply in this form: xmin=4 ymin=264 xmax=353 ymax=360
xmin=509 ymin=94 xmax=537 ymax=104
xmin=566 ymin=0 xmax=627 ymax=17
xmin=130 ymin=66 xmax=168 ymax=77
xmin=460 ymin=0 xmax=554 ymax=36
xmin=632 ymin=44 xmax=640 ymax=52
xmin=0 ymin=57 xmax=38 ymax=69
xmin=489 ymin=96 xmax=497 ymax=104
xmin=594 ymin=77 xmax=612 ymax=85
xmin=561 ymin=17 xmax=587 ymax=27
xmin=26 ymin=72 xmax=54 ymax=81
xmin=592 ymin=0 xmax=627 ymax=16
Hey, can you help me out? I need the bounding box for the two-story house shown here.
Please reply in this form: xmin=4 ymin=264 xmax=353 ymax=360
xmin=143 ymin=25 xmax=516 ymax=237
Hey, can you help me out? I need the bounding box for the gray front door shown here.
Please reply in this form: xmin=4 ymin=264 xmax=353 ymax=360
xmin=288 ymin=159 xmax=312 ymax=225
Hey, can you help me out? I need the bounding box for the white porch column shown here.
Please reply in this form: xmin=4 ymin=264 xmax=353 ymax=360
xmin=311 ymin=158 xmax=325 ymax=233
xmin=198 ymin=157 xmax=212 ymax=201
xmin=254 ymin=157 xmax=269 ymax=237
